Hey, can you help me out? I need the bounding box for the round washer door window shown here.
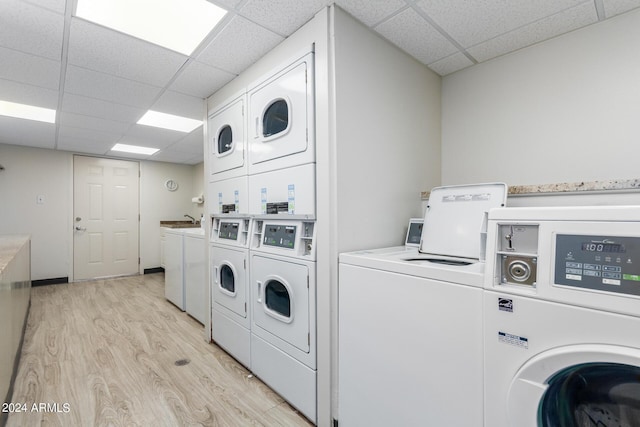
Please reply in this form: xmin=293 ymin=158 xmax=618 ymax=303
xmin=262 ymin=99 xmax=288 ymax=138
xmin=539 ymin=362 xmax=640 ymax=426
xmin=217 ymin=125 xmax=233 ymax=155
xmin=264 ymin=279 xmax=291 ymax=318
xmin=219 ymin=264 xmax=235 ymax=294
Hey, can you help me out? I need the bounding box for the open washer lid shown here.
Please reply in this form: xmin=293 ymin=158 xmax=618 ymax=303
xmin=420 ymin=183 xmax=507 ymax=260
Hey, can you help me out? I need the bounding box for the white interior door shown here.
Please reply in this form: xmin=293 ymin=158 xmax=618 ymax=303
xmin=73 ymin=156 xmax=139 ymax=280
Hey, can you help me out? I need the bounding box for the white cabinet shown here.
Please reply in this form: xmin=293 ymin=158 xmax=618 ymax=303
xmin=160 ymin=227 xmax=167 ymax=268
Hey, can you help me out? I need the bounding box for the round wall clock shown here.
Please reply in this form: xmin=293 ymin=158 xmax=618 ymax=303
xmin=165 ymin=179 xmax=179 ymax=192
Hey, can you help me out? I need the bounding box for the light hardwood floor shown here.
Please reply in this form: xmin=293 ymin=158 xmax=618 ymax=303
xmin=6 ymin=273 xmax=312 ymax=426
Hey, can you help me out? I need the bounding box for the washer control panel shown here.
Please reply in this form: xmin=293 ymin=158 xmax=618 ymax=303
xmin=555 ymin=234 xmax=640 ymax=296
xmin=264 ymin=224 xmax=296 ymax=249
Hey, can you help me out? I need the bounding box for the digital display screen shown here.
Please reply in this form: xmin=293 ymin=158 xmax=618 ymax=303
xmin=581 ymin=242 xmax=626 ymax=253
xmin=264 ymin=225 xmax=296 ymax=249
xmin=219 ymin=222 xmax=239 ymax=240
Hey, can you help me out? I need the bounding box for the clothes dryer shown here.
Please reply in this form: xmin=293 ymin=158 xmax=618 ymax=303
xmin=248 ymin=163 xmax=315 ymax=215
xmin=247 ymin=51 xmax=314 ymax=175
xmin=249 ymin=217 xmax=317 ymax=423
xmin=338 ymin=183 xmax=507 ymax=427
xmin=210 ymin=215 xmax=252 ymax=368
xmin=208 ymin=175 xmax=249 ymax=215
xmin=208 ymin=92 xmax=247 ymax=181
xmin=484 ymin=206 xmax=640 ymax=427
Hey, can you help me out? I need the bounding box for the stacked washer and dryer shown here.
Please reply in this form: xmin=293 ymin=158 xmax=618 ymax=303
xmin=208 ymin=50 xmax=317 ymax=423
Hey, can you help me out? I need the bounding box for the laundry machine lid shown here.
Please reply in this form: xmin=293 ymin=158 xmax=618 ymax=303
xmin=420 ymin=183 xmax=507 ymax=260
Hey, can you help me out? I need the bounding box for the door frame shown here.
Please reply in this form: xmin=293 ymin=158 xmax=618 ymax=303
xmin=69 ymin=155 xmax=141 ymax=282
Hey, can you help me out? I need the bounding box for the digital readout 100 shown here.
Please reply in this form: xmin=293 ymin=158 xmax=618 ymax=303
xmin=581 ymin=242 xmax=625 ymax=253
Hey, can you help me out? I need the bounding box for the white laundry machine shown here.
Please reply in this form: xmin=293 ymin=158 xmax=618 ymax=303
xmin=184 ymin=228 xmax=206 ymax=324
xmin=247 ymin=51 xmax=315 ymax=175
xmin=248 ymin=163 xmax=316 ymax=215
xmin=484 ymin=206 xmax=640 ymax=427
xmin=164 ymin=228 xmax=186 ymax=310
xmin=338 ymin=183 xmax=507 ymax=427
xmin=208 ymin=92 xmax=247 ymax=181
xmin=249 ymin=217 xmax=317 ymax=423
xmin=210 ymin=215 xmax=252 ymax=368
xmin=208 ymin=175 xmax=249 ymax=215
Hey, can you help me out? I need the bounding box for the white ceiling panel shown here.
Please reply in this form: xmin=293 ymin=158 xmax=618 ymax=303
xmin=335 ymin=0 xmax=406 ymax=26
xmin=427 ymin=52 xmax=474 ymax=75
xmin=415 ymin=0 xmax=587 ymax=48
xmin=208 ymin=0 xmax=242 ymax=10
xmin=196 ymin=15 xmax=284 ymax=74
xmin=58 ymin=111 xmax=131 ymax=134
xmin=467 ymin=2 xmax=598 ymax=63
xmin=166 ymin=128 xmax=205 ymax=154
xmin=0 ymin=0 xmax=64 ymax=60
xmin=169 ymin=60 xmax=236 ymax=99
xmin=602 ymin=0 xmax=640 ymax=17
xmin=376 ymin=7 xmax=458 ymax=65
xmin=58 ymin=125 xmax=122 ymax=144
xmin=240 ymin=0 xmax=329 ymax=36
xmin=67 ymin=19 xmax=189 ymax=87
xmin=22 ymin=0 xmax=66 ymax=15
xmin=0 ymin=46 xmax=60 ymax=90
xmin=151 ymin=90 xmax=206 ymax=120
xmin=122 ymin=124 xmax=193 ymax=147
xmin=56 ymin=139 xmax=114 ymax=155
xmin=64 ymin=65 xmax=162 ymax=108
xmin=0 ymin=116 xmax=56 ymax=149
xmin=61 ymin=94 xmax=145 ymax=124
xmin=0 ymin=79 xmax=58 ymax=108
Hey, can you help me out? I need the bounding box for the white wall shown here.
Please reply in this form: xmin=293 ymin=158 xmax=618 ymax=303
xmin=441 ymin=8 xmax=640 ymax=187
xmin=0 ymin=143 xmax=201 ymax=279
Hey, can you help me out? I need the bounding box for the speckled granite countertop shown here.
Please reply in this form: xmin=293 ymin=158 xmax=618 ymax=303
xmin=0 ymin=235 xmax=30 ymax=275
xmin=422 ymin=178 xmax=640 ymax=199
xmin=160 ymin=221 xmax=201 ymax=228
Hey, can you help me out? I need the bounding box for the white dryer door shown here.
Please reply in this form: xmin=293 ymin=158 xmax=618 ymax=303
xmin=209 ymin=94 xmax=246 ymax=177
xmin=248 ymin=53 xmax=314 ymax=169
xmin=508 ymin=344 xmax=640 ymax=426
xmin=211 ymin=247 xmax=247 ymax=319
xmin=251 ymin=255 xmax=310 ymax=353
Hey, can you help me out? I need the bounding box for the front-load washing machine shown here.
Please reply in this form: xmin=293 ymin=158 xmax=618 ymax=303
xmin=208 ymin=175 xmax=249 ymax=215
xmin=338 ymin=183 xmax=507 ymax=427
xmin=247 ymin=51 xmax=314 ymax=175
xmin=484 ymin=206 xmax=640 ymax=427
xmin=210 ymin=215 xmax=252 ymax=368
xmin=208 ymin=92 xmax=247 ymax=181
xmin=249 ymin=217 xmax=317 ymax=423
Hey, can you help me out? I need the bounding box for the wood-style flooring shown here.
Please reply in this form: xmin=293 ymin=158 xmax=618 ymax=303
xmin=6 ymin=273 xmax=312 ymax=426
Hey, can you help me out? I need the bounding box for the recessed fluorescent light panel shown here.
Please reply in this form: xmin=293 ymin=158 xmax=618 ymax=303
xmin=75 ymin=0 xmax=227 ymax=55
xmin=111 ymin=143 xmax=159 ymax=155
xmin=137 ymin=110 xmax=202 ymax=133
xmin=0 ymin=100 xmax=56 ymax=123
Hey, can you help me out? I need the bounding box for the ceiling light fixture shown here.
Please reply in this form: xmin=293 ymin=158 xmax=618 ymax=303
xmin=137 ymin=110 xmax=202 ymax=133
xmin=0 ymin=100 xmax=56 ymax=123
xmin=75 ymin=0 xmax=227 ymax=56
xmin=111 ymin=143 xmax=160 ymax=155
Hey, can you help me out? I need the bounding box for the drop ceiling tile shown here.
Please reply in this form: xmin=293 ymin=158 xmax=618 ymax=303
xmin=64 ymin=65 xmax=162 ymax=109
xmin=208 ymin=0 xmax=242 ymax=10
xmin=170 ymin=61 xmax=236 ymax=98
xmin=123 ymin=124 xmax=193 ymax=146
xmin=415 ymin=0 xmax=587 ymax=48
xmin=58 ymin=125 xmax=123 ymax=144
xmin=151 ymin=90 xmax=206 ymax=120
xmin=61 ymin=94 xmax=145 ymax=124
xmin=0 ymin=46 xmax=60 ymax=90
xmin=335 ymin=0 xmax=406 ymax=26
xmin=22 ymin=0 xmax=66 ymax=15
xmin=56 ymin=139 xmax=113 ymax=156
xmin=115 ymin=135 xmax=173 ymax=151
xmin=0 ymin=79 xmax=58 ymax=108
xmin=196 ymin=15 xmax=284 ymax=74
xmin=375 ymin=7 xmax=458 ymax=65
xmin=0 ymin=0 xmax=63 ymax=60
xmin=0 ymin=116 xmax=56 ymax=149
xmin=67 ymin=19 xmax=188 ymax=87
xmin=166 ymin=128 xmax=205 ymax=154
xmin=602 ymin=0 xmax=640 ymax=17
xmin=58 ymin=111 xmax=132 ymax=134
xmin=240 ymin=0 xmax=328 ymax=35
xmin=467 ymin=2 xmax=598 ymax=62
xmin=428 ymin=52 xmax=474 ymax=75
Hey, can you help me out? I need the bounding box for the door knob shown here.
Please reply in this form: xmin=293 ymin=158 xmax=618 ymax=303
xmin=75 ymin=226 xmax=86 ymax=231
